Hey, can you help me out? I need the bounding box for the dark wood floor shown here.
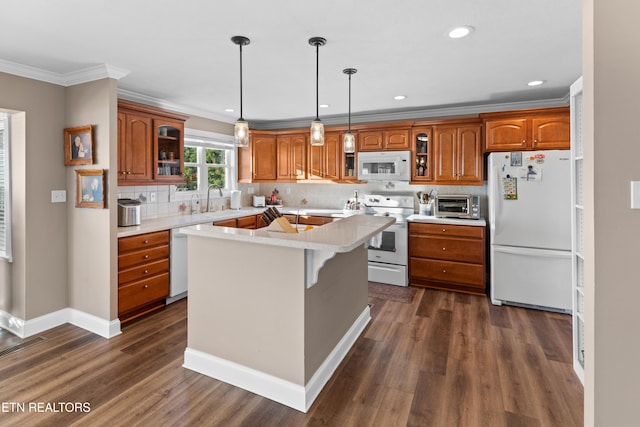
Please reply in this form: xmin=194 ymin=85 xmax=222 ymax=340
xmin=0 ymin=285 xmax=583 ymax=426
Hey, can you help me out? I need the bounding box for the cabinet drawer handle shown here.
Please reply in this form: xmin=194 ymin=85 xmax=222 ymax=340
xmin=522 ymin=140 xmax=526 ymax=144
xmin=143 ymin=284 xmax=148 ymax=289
xmin=442 ymin=228 xmax=446 ymax=232
xmin=442 ymin=269 xmax=447 ymax=273
xmin=143 ymin=270 xmax=148 ymax=274
xmin=143 ymin=255 xmax=149 ymax=259
xmin=442 ymin=247 xmax=446 ymax=251
xmin=143 ymin=240 xmax=149 ymax=244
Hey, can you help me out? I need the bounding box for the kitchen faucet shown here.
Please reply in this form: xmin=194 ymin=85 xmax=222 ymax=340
xmin=206 ymin=184 xmax=223 ymax=212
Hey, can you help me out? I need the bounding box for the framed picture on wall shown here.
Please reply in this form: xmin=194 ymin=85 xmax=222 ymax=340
xmin=75 ymin=169 xmax=105 ymax=208
xmin=64 ymin=125 xmax=93 ymax=165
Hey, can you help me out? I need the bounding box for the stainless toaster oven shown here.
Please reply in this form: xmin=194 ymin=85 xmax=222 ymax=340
xmin=434 ymin=195 xmax=480 ymax=219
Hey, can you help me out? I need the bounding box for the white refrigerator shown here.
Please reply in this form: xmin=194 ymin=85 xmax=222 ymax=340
xmin=488 ymin=150 xmax=572 ymax=312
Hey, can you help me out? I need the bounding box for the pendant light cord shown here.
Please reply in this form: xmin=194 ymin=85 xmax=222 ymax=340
xmin=315 ymin=43 xmax=319 ymax=120
xmin=239 ymin=43 xmax=244 ymax=120
xmin=348 ymin=73 xmax=352 ymax=130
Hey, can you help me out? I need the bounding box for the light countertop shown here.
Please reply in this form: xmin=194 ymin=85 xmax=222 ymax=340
xmin=178 ymin=214 xmax=395 ymax=252
xmin=117 ymin=206 xmax=363 ymax=238
xmin=117 ymin=206 xmax=485 ymax=238
xmin=407 ymin=214 xmax=486 ymax=227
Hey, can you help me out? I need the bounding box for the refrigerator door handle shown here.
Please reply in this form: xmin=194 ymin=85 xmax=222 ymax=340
xmin=492 ymin=245 xmax=571 ymax=259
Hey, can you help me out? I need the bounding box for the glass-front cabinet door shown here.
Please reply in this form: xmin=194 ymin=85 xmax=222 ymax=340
xmin=411 ymin=127 xmax=432 ymax=182
xmin=154 ymin=118 xmax=185 ymax=184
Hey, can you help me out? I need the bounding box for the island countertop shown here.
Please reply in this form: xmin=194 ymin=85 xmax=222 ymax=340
xmin=179 ymin=214 xmax=394 ymax=253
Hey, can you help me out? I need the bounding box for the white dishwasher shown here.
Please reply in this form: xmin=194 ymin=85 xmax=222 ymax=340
xmin=167 ymin=228 xmax=188 ymax=304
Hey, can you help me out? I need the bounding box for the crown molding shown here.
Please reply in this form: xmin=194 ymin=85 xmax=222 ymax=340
xmin=117 ymin=89 xmax=235 ymax=124
xmin=0 ymin=59 xmax=129 ymax=86
xmin=64 ymin=64 xmax=129 ymax=86
xmin=248 ymin=97 xmax=571 ymax=130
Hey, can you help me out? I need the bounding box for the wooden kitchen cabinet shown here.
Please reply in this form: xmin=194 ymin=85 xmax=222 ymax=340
xmin=277 ymin=134 xmax=307 ymax=181
xmin=283 ymin=214 xmax=337 ymax=226
xmin=252 ymin=133 xmax=278 ymax=181
xmin=118 ymin=230 xmax=170 ymax=323
xmin=408 ymin=222 xmax=486 ymax=295
xmin=213 ymin=214 xmax=260 ymax=229
xmin=482 ymin=107 xmax=570 ymax=151
xmin=357 ymin=127 xmax=411 ymax=151
xmin=411 ymin=127 xmax=433 ymax=182
xmin=308 ymin=131 xmax=341 ymax=181
xmin=118 ymin=100 xmax=188 ymax=185
xmin=433 ymin=122 xmax=483 ymax=184
xmin=118 ymin=111 xmax=153 ymax=183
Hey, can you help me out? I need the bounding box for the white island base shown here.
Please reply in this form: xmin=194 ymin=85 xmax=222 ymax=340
xmin=180 ymin=215 xmax=393 ymax=412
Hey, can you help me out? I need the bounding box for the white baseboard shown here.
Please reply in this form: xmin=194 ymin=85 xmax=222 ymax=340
xmin=0 ymin=308 xmax=121 ymax=339
xmin=183 ymin=305 xmax=371 ymax=412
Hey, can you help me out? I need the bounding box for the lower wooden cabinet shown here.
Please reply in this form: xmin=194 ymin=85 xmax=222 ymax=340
xmin=118 ymin=230 xmax=170 ymax=323
xmin=408 ymin=222 xmax=486 ymax=295
xmin=282 ymin=214 xmax=337 ymax=226
xmin=213 ymin=214 xmax=260 ymax=229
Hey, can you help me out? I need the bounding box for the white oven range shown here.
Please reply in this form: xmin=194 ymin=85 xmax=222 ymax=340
xmin=363 ymin=194 xmax=414 ymax=287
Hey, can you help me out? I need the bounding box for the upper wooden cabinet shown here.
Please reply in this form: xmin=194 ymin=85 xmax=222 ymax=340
xmin=411 ymin=127 xmax=433 ymax=182
xmin=118 ymin=111 xmax=153 ymax=183
xmin=433 ymin=122 xmax=482 ymax=184
xmin=357 ymin=128 xmax=411 ymax=151
xmin=252 ymin=133 xmax=278 ymax=181
xmin=309 ymin=131 xmax=341 ymax=181
xmin=118 ymin=100 xmax=188 ymax=186
xmin=277 ymin=134 xmax=307 ymax=181
xmin=482 ymin=107 xmax=570 ymax=152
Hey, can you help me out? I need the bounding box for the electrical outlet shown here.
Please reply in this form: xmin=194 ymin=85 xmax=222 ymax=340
xmin=150 ymin=192 xmax=157 ymax=202
xmin=286 ymin=187 xmax=291 ymax=195
xmin=248 ymin=187 xmax=254 ymax=194
xmin=51 ymin=190 xmax=66 ymax=203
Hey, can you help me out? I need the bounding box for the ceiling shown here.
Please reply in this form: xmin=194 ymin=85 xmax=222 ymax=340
xmin=0 ymin=0 xmax=582 ymax=128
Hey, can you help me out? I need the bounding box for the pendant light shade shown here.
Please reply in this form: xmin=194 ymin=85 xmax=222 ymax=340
xmin=343 ymin=68 xmax=357 ymax=153
xmin=309 ymin=37 xmax=326 ymax=146
xmin=232 ymin=36 xmax=250 ymax=147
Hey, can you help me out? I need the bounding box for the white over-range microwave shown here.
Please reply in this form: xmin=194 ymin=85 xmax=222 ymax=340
xmin=357 ymin=150 xmax=411 ymax=182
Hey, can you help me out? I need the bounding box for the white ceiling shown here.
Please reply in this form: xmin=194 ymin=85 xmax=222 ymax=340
xmin=1 ymin=0 xmax=581 ymax=127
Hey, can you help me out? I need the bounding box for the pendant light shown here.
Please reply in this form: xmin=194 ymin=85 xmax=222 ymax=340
xmin=232 ymin=36 xmax=250 ymax=147
xmin=309 ymin=37 xmax=326 ymax=146
xmin=342 ymin=68 xmax=357 ymax=153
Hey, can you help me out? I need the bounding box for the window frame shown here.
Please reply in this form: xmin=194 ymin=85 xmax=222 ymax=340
xmin=180 ymin=130 xmax=236 ymax=193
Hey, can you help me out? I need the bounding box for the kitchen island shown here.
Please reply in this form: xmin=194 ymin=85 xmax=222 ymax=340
xmin=179 ymin=214 xmax=394 ymax=412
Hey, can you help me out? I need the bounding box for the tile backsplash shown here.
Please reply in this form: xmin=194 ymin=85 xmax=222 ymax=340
xmin=119 ymin=181 xmax=488 ymax=221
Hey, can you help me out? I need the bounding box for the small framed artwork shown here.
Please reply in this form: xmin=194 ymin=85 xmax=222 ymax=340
xmin=64 ymin=125 xmax=93 ymax=166
xmin=76 ymin=169 xmax=105 ymax=208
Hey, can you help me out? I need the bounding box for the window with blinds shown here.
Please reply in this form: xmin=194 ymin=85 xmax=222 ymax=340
xmin=0 ymin=113 xmax=11 ymax=262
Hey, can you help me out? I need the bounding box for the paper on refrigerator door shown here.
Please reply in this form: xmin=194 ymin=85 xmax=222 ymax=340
xmin=502 ymin=177 xmax=518 ymax=199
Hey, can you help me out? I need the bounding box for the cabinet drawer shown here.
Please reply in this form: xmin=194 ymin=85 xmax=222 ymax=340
xmin=410 ymin=257 xmax=484 ymax=288
xmin=409 ymin=236 xmax=484 ymax=264
xmin=118 ymin=244 xmax=169 ymax=270
xmin=118 ymin=230 xmax=169 ymax=253
xmin=237 ymin=215 xmax=257 ymax=229
xmin=118 ymin=273 xmax=169 ymax=315
xmin=118 ymin=258 xmax=169 ymax=285
xmin=409 ymin=222 xmax=484 ymax=239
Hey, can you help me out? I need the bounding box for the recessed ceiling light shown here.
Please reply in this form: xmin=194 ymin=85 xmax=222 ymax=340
xmin=394 ymin=95 xmax=406 ymax=100
xmin=527 ymin=80 xmax=545 ymax=87
xmin=225 ymin=108 xmax=235 ymax=112
xmin=448 ymin=26 xmax=474 ymax=39
xmin=320 ymin=104 xmax=329 ymax=108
